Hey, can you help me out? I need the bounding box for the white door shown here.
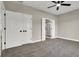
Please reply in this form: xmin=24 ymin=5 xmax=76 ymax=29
xmin=4 ymin=11 xmax=32 ymax=49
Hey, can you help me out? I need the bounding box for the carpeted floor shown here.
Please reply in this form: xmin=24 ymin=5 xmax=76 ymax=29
xmin=2 ymin=38 xmax=79 ymax=57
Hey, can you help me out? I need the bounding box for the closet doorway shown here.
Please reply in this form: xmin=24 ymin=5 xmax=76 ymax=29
xmin=42 ymin=18 xmax=55 ymax=41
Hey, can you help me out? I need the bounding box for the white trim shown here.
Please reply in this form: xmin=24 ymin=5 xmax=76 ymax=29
xmin=31 ymin=39 xmax=45 ymax=43
xmin=3 ymin=39 xmax=45 ymax=50
xmin=57 ymin=36 xmax=79 ymax=42
xmin=3 ymin=36 xmax=79 ymax=50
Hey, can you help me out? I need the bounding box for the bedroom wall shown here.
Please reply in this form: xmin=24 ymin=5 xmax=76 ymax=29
xmin=58 ymin=9 xmax=79 ymax=41
xmin=3 ymin=1 xmax=58 ymax=42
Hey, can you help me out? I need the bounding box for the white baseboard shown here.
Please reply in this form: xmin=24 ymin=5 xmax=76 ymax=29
xmin=31 ymin=39 xmax=45 ymax=43
xmin=3 ymin=39 xmax=45 ymax=50
xmin=31 ymin=39 xmax=41 ymax=43
xmin=57 ymin=36 xmax=79 ymax=42
xmin=4 ymin=37 xmax=79 ymax=50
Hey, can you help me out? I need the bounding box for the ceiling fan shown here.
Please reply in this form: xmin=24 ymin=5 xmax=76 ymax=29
xmin=48 ymin=1 xmax=71 ymax=11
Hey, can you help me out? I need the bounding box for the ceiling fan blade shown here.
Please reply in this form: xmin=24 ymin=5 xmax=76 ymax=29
xmin=61 ymin=4 xmax=71 ymax=6
xmin=56 ymin=7 xmax=59 ymax=11
xmin=52 ymin=1 xmax=57 ymax=4
xmin=61 ymin=1 xmax=64 ymax=3
xmin=48 ymin=5 xmax=56 ymax=8
xmin=57 ymin=1 xmax=60 ymax=3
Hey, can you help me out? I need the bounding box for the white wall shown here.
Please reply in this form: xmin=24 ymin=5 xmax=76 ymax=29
xmin=58 ymin=9 xmax=79 ymax=41
xmin=4 ymin=11 xmax=32 ymax=49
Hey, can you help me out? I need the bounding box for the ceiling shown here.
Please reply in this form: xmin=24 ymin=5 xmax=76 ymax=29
xmin=22 ymin=1 xmax=79 ymax=15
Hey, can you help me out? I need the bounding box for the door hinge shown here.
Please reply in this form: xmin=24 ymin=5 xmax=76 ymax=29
xmin=4 ymin=13 xmax=6 ymax=16
xmin=4 ymin=42 xmax=6 ymax=45
xmin=4 ymin=27 xmax=6 ymax=30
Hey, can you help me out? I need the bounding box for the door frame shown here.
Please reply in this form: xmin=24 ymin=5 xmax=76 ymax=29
xmin=41 ymin=18 xmax=55 ymax=41
xmin=0 ymin=1 xmax=6 ymax=56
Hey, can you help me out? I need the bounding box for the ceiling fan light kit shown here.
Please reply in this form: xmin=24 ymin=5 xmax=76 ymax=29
xmin=56 ymin=4 xmax=61 ymax=7
xmin=48 ymin=1 xmax=71 ymax=11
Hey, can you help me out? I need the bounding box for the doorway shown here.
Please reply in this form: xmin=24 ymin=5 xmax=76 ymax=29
xmin=42 ymin=18 xmax=55 ymax=41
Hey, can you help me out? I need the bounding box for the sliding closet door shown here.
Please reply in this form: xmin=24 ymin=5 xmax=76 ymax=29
xmin=4 ymin=11 xmax=32 ymax=49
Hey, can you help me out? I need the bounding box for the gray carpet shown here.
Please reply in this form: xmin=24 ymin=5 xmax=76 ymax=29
xmin=2 ymin=38 xmax=79 ymax=57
